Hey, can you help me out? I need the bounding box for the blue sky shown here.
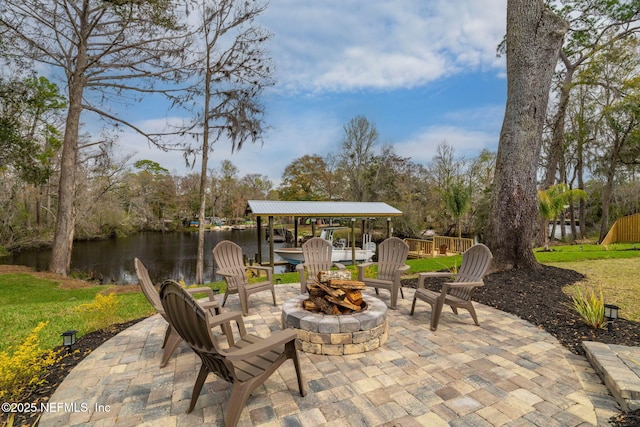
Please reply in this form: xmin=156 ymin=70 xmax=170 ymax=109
xmin=117 ymin=0 xmax=508 ymax=186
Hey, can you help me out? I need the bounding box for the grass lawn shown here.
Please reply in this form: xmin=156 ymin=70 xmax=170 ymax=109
xmin=0 ymin=273 xmax=154 ymax=353
xmin=1 ymin=242 xmax=639 ymax=354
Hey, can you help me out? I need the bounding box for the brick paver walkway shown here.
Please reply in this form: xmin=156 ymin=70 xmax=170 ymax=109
xmin=40 ymin=285 xmax=619 ymax=426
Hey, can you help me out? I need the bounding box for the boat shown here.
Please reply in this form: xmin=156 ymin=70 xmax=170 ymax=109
xmin=274 ymin=227 xmax=376 ymax=265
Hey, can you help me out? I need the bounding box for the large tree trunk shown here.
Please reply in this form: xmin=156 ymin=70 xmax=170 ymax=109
xmin=49 ymin=79 xmax=84 ymax=275
xmin=486 ymin=0 xmax=568 ymax=271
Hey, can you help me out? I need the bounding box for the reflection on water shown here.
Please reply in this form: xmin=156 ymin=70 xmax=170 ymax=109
xmin=549 ymin=225 xmax=581 ymax=239
xmin=0 ymin=230 xmax=288 ymax=285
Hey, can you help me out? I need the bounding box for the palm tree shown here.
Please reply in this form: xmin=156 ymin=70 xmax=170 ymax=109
xmin=442 ymin=180 xmax=472 ymax=239
xmin=537 ymin=184 xmax=587 ymax=251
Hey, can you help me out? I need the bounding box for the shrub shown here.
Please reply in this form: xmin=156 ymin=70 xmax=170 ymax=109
xmin=0 ymin=322 xmax=61 ymax=401
xmin=75 ymin=292 xmax=120 ymax=331
xmin=570 ymin=286 xmax=607 ymax=329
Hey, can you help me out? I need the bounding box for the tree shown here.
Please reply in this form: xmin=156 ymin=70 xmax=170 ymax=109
xmin=0 ymin=75 xmax=66 ymax=230
xmin=129 ymin=160 xmax=176 ymax=228
xmin=537 ymin=184 xmax=587 ymax=250
xmin=442 ymin=179 xmax=472 ymax=239
xmin=338 ymin=116 xmax=378 ymax=202
xmin=486 ymin=1 xmax=568 ymax=271
xmin=187 ymin=0 xmax=274 ymax=284
xmin=582 ymin=37 xmax=640 ymax=242
xmin=536 ymin=0 xmax=640 ymax=246
xmin=544 ymin=0 xmax=640 ymax=189
xmin=1 ymin=0 xmax=188 ymax=274
xmin=278 ymin=154 xmax=329 ymax=201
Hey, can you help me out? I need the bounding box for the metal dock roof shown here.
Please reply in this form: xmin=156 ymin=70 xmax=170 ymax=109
xmin=247 ymin=200 xmax=402 ymax=217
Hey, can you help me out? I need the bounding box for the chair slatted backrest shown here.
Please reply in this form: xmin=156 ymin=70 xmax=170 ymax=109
xmin=160 ymin=280 xmax=234 ymax=383
xmin=302 ymin=237 xmax=334 ymax=278
xmin=213 ymin=241 xmax=246 ymax=292
xmin=376 ymin=237 xmax=409 ymax=281
xmin=450 ymin=244 xmax=493 ymax=299
xmin=134 ymin=258 xmax=164 ymax=315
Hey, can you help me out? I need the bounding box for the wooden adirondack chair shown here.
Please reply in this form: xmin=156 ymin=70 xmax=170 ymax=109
xmin=410 ymin=243 xmax=493 ymax=331
xmin=357 ymin=237 xmax=409 ymax=309
xmin=134 ymin=258 xmax=229 ymax=367
xmin=213 ymin=240 xmax=276 ymax=316
xmin=159 ymin=280 xmax=305 ymax=426
xmin=295 ymin=237 xmax=346 ymax=293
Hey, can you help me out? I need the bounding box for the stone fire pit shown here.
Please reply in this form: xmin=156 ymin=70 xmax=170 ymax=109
xmin=281 ymin=294 xmax=388 ymax=355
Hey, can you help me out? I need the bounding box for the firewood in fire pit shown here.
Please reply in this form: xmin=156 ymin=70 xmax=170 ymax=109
xmin=327 ymin=279 xmax=366 ymax=290
xmin=309 ymin=294 xmax=335 ymax=314
xmin=326 ymin=295 xmax=362 ymax=311
xmin=302 ymin=278 xmax=366 ymax=315
xmin=345 ymin=289 xmax=363 ymax=306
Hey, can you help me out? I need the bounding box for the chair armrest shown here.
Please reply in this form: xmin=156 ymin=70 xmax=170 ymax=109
xmin=225 ymin=329 xmax=296 ymax=361
xmin=200 ymin=300 xmax=220 ymax=312
xmin=419 ymin=272 xmax=457 ymax=278
xmin=417 ymin=271 xmax=458 ymax=289
xmin=441 ymin=281 xmax=484 ymax=296
xmin=295 ymin=264 xmax=304 ymax=273
xmin=186 ymin=286 xmax=216 ymax=302
xmin=398 ymin=265 xmax=410 ymax=273
xmin=358 ymin=262 xmax=375 ymax=270
xmin=206 ymin=311 xmax=247 ymax=337
xmin=251 ymin=265 xmax=273 ymax=280
xmin=443 ymin=281 xmax=484 ymax=289
xmin=333 ymin=262 xmax=346 ymax=270
xmin=357 ymin=262 xmax=376 ymax=280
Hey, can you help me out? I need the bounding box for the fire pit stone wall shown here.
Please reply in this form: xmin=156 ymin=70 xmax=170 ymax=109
xmin=282 ymin=294 xmax=389 ymax=355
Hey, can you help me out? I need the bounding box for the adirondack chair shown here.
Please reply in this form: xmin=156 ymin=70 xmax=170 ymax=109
xmin=134 ymin=258 xmax=229 ymax=367
xmin=213 ymin=240 xmax=276 ymax=316
xmin=295 ymin=237 xmax=346 ymax=293
xmin=356 ymin=237 xmax=409 ymax=309
xmin=410 ymin=243 xmax=493 ymax=331
xmin=159 ymin=280 xmax=305 ymax=425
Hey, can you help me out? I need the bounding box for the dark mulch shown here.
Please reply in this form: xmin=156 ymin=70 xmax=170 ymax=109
xmin=403 ymin=264 xmax=640 ymax=357
xmin=7 ymin=265 xmax=640 ymax=426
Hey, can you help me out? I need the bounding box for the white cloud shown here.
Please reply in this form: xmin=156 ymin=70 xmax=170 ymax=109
xmin=83 ymin=1 xmax=508 ymax=186
xmin=261 ymin=0 xmax=506 ymax=93
xmin=396 ymin=124 xmax=499 ymax=166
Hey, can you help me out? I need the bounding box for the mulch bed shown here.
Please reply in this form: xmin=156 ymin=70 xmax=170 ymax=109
xmin=6 ymin=264 xmax=640 ymax=426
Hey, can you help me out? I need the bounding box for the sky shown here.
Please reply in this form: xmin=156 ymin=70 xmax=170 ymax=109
xmin=115 ymin=0 xmax=508 ymax=186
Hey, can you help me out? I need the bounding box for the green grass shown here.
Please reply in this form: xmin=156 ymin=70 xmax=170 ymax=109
xmin=2 ymin=242 xmax=639 ymax=354
xmin=534 ymin=242 xmax=640 ymax=263
xmin=0 ymin=274 xmax=154 ymax=353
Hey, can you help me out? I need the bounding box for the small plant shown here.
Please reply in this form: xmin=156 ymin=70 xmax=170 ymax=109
xmin=0 ymin=322 xmax=61 ymax=401
xmin=569 ymin=286 xmax=607 ymax=329
xmin=75 ymin=292 xmax=120 ymax=331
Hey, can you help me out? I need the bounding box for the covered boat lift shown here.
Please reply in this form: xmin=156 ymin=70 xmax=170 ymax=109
xmin=246 ymin=200 xmax=403 ymax=268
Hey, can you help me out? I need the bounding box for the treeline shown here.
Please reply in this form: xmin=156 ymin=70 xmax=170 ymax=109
xmin=2 ymin=111 xmax=639 ymax=253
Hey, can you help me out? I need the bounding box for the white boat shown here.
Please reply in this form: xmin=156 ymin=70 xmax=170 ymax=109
xmin=274 ymin=227 xmax=376 ymax=265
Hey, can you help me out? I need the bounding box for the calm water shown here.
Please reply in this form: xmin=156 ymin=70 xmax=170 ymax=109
xmin=0 ymin=230 xmax=288 ymax=285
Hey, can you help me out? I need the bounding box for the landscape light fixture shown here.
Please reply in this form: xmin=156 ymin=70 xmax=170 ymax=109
xmin=61 ymin=329 xmax=77 ymax=349
xmin=604 ymin=304 xmax=619 ymax=321
xmin=604 ymin=304 xmax=619 ymax=332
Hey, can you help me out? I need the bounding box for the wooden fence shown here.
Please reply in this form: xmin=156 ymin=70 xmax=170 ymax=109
xmin=404 ymin=236 xmax=475 ymax=258
xmin=601 ymin=213 xmax=640 ymax=245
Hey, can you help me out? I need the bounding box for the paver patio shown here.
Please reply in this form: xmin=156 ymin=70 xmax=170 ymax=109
xmin=39 ymin=284 xmax=620 ymax=426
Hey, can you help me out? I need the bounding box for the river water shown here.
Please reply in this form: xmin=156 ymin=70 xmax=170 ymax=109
xmin=0 ymin=230 xmax=288 ymax=285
